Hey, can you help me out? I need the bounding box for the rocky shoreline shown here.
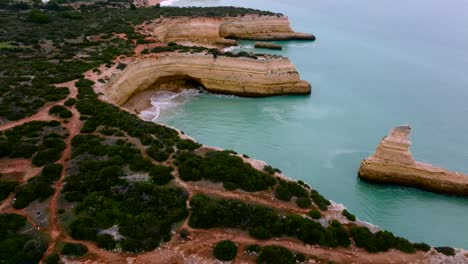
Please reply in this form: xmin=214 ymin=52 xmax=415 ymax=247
xmin=359 ymin=126 xmax=468 ymax=196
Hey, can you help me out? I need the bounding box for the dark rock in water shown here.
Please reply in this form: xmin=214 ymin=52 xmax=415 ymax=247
xmin=255 ymin=42 xmax=283 ymax=50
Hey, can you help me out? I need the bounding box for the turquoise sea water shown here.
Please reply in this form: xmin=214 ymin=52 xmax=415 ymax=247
xmin=156 ymin=0 xmax=468 ymax=247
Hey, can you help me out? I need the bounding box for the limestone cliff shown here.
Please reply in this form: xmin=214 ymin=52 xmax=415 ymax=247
xmin=142 ymin=15 xmax=315 ymax=44
xmin=104 ymin=53 xmax=311 ymax=105
xmin=359 ymin=126 xmax=468 ymax=196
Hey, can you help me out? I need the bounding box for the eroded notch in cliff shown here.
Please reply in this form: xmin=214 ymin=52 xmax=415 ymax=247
xmin=123 ymin=74 xmax=206 ymax=113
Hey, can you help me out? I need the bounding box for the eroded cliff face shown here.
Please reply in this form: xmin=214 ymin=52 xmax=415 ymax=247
xmin=143 ymin=15 xmax=315 ymax=44
xmin=104 ymin=53 xmax=311 ymax=105
xmin=359 ymin=126 xmax=468 ymax=196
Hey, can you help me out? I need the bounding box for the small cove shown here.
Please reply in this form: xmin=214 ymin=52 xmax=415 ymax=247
xmin=149 ymin=0 xmax=468 ymax=247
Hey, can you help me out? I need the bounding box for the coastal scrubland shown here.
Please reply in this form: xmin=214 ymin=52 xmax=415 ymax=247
xmin=0 ymin=0 xmax=460 ymax=263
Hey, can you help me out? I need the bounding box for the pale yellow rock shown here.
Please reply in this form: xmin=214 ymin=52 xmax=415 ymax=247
xmin=104 ymin=53 xmax=311 ymax=105
xmin=145 ymin=15 xmax=315 ymax=44
xmin=359 ymin=126 xmax=468 ymax=196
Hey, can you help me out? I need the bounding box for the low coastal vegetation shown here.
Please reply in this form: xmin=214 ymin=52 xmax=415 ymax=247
xmin=0 ymin=0 xmax=456 ymax=263
xmin=176 ymin=150 xmax=276 ymax=192
xmin=190 ymin=194 xmax=432 ymax=254
xmin=0 ymin=1 xmax=278 ymax=122
xmin=256 ymin=245 xmax=301 ymax=264
xmin=213 ymin=240 xmax=238 ymax=261
xmin=0 ymin=214 xmax=48 ymax=263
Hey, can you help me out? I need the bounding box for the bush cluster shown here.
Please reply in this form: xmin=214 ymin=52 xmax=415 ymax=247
xmin=13 ymin=163 xmax=63 ymax=209
xmin=0 ymin=180 xmax=18 ymax=202
xmin=189 ymin=195 xmax=350 ymax=248
xmin=342 ymin=210 xmax=356 ymax=221
xmin=49 ymin=105 xmax=72 ymax=118
xmin=435 ymin=246 xmax=455 ymax=256
xmin=213 ymin=240 xmax=238 ymax=261
xmin=309 ymin=190 xmax=331 ymax=211
xmin=61 ymin=243 xmax=88 ymax=256
xmin=0 ymin=214 xmax=48 ymax=263
xmin=350 ymin=227 xmax=417 ymax=253
xmin=256 ymin=245 xmax=296 ymax=264
xmin=176 ymin=151 xmax=276 ymax=192
xmin=307 ymin=209 xmax=321 ymax=219
xmin=67 ymin=183 xmax=188 ymax=252
xmin=64 ymin=134 xmax=188 ymax=252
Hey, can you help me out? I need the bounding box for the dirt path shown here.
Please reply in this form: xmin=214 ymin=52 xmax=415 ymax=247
xmin=42 ymin=81 xmax=82 ymax=260
xmin=0 ymin=83 xmax=72 ymax=131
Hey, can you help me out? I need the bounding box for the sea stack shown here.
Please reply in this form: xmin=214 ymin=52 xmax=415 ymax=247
xmin=359 ymin=125 xmax=468 ymax=196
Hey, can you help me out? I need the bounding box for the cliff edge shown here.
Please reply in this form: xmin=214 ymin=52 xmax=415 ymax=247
xmin=359 ymin=126 xmax=468 ymax=196
xmin=104 ymin=53 xmax=311 ymax=105
xmin=141 ymin=14 xmax=315 ymax=44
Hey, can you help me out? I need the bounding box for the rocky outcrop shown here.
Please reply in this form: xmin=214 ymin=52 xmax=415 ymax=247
xmin=255 ymin=42 xmax=282 ymax=50
xmin=359 ymin=126 xmax=468 ymax=196
xmin=104 ymin=53 xmax=311 ymax=105
xmin=142 ymin=15 xmax=315 ymax=45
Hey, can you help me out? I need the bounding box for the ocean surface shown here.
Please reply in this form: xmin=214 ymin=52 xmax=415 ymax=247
xmin=151 ymin=0 xmax=468 ymax=248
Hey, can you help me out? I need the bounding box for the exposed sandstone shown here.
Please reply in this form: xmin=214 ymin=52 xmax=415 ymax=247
xmin=255 ymin=42 xmax=283 ymax=50
xmin=141 ymin=15 xmax=315 ymax=45
xmin=104 ymin=53 xmax=311 ymax=105
xmin=359 ymin=126 xmax=468 ymax=196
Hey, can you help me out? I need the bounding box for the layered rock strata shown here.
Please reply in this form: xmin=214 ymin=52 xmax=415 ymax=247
xmin=104 ymin=53 xmax=311 ymax=105
xmin=142 ymin=15 xmax=315 ymax=44
xmin=359 ymin=126 xmax=468 ymax=196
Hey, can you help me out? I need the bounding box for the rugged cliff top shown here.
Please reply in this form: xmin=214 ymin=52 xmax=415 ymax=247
xmin=0 ymin=1 xmax=466 ymax=263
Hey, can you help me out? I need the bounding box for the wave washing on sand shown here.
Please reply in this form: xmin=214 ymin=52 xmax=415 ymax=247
xmin=159 ymin=0 xmax=178 ymax=6
xmin=139 ymin=89 xmax=202 ymax=121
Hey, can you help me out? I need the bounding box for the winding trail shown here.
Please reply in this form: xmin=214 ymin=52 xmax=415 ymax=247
xmin=42 ymin=81 xmax=82 ymax=260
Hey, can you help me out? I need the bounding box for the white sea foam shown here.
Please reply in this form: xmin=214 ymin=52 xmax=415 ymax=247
xmin=139 ymin=89 xmax=201 ymax=121
xmin=222 ymin=46 xmax=240 ymax=52
xmin=159 ymin=0 xmax=178 ymax=6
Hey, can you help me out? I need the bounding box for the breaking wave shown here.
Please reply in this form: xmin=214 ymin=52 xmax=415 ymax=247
xmin=139 ymin=89 xmax=202 ymax=121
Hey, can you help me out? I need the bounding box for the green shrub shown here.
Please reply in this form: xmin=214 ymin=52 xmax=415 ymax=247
xmin=149 ymin=165 xmax=174 ymax=185
xmin=61 ymin=242 xmax=88 ymax=256
xmin=246 ymin=244 xmax=262 ymax=253
xmin=274 ymin=184 xmax=292 ymax=201
xmin=64 ymin=98 xmax=77 ymax=106
xmin=213 ymin=240 xmax=237 ymax=261
xmin=177 ymin=151 xmax=276 ymax=192
xmin=413 ymin=242 xmax=431 ymax=252
xmin=0 ymin=214 xmax=47 ymax=263
xmin=296 ymin=197 xmax=312 ymax=208
xmin=295 ymin=253 xmax=306 ymax=262
xmin=256 ymin=245 xmax=296 ymax=264
xmin=176 ymin=139 xmax=201 ymax=150
xmin=32 ymin=148 xmax=62 ymax=166
xmin=28 ymin=9 xmax=50 ymax=24
xmin=0 ymin=181 xmax=18 ymax=202
xmin=97 ymin=234 xmax=116 ymax=250
xmin=49 ymin=105 xmax=72 ymax=118
xmin=435 ymin=247 xmax=455 ymax=256
xmin=307 ymin=209 xmax=321 ymax=219
xmin=41 ymin=163 xmax=63 ymax=182
xmin=44 ymin=253 xmax=60 ymax=264
xmin=310 ymin=190 xmax=330 ymax=211
xmin=350 ymin=227 xmax=416 ymax=253
xmin=342 ymin=210 xmax=356 ymax=221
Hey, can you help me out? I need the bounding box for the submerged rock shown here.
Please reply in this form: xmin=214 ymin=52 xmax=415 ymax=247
xmin=255 ymin=42 xmax=282 ymax=50
xmin=359 ymin=125 xmax=468 ymax=196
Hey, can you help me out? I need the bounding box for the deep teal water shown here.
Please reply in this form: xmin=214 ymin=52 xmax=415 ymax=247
xmin=157 ymin=0 xmax=468 ymax=248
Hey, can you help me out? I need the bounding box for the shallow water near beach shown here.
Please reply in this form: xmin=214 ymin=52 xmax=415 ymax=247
xmin=154 ymin=0 xmax=468 ymax=247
